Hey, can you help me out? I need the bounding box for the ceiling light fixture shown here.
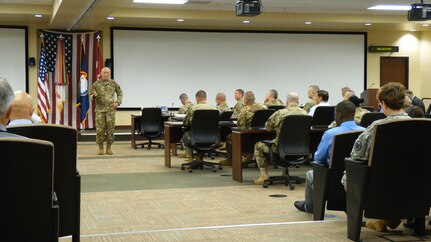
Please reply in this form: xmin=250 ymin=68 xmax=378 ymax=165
xmin=410 ymin=29 xmax=417 ymax=32
xmin=177 ymin=18 xmax=184 ymax=22
xmin=34 ymin=14 xmax=43 ymax=18
xmin=106 ymin=16 xmax=114 ymax=20
xmin=368 ymin=5 xmax=411 ymax=11
xmin=365 ymin=23 xmax=372 ymax=26
xmin=243 ymin=20 xmax=251 ymax=24
xmin=305 ymin=21 xmax=312 ymax=25
xmin=422 ymin=23 xmax=430 ymax=27
xmin=133 ymin=0 xmax=188 ymax=4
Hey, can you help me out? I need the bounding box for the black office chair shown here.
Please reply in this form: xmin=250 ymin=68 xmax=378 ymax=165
xmin=262 ymin=115 xmax=313 ymax=189
xmin=137 ymin=107 xmax=164 ymax=150
xmin=219 ymin=110 xmax=233 ymax=121
xmin=425 ymin=114 xmax=431 ymax=118
xmin=359 ymin=112 xmax=386 ymax=128
xmin=313 ymin=130 xmax=363 ymax=221
xmin=8 ymin=125 xmax=80 ymax=242
xmin=268 ymin=105 xmax=285 ymax=111
xmin=2 ymin=138 xmax=59 ymax=242
xmin=311 ymin=106 xmax=335 ymax=127
xmin=249 ymin=109 xmax=275 ymax=129
xmin=181 ymin=110 xmax=223 ymax=172
xmin=427 ymin=103 xmax=431 ymax=114
xmin=345 ymin=119 xmax=431 ymax=241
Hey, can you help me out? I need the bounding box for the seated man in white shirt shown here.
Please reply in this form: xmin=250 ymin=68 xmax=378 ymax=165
xmin=309 ymin=90 xmax=330 ymax=116
xmin=8 ymin=91 xmax=34 ymax=126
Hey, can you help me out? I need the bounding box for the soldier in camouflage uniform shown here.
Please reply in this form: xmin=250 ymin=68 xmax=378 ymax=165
xmin=220 ymin=91 xmax=267 ymax=166
xmin=215 ymin=92 xmax=231 ymax=113
xmin=302 ymin=85 xmax=319 ymax=113
xmin=90 ymin=67 xmax=123 ymax=155
xmin=178 ymin=93 xmax=194 ymax=114
xmin=232 ymin=89 xmax=244 ymax=119
xmin=254 ymin=92 xmax=309 ymax=185
xmin=182 ymin=90 xmax=217 ymax=161
xmin=342 ymin=83 xmax=409 ymax=232
xmin=263 ymin=89 xmax=284 ymax=107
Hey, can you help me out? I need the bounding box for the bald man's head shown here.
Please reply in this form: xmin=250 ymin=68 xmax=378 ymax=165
xmin=100 ymin=67 xmax=111 ymax=81
xmin=10 ymin=91 xmax=34 ymax=121
xmin=286 ymin=92 xmax=300 ymax=106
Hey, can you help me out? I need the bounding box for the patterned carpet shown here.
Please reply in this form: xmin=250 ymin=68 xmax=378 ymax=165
xmin=58 ymin=141 xmax=431 ymax=241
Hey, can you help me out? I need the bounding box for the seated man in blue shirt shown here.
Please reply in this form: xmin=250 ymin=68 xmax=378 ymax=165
xmin=294 ymin=100 xmax=364 ymax=213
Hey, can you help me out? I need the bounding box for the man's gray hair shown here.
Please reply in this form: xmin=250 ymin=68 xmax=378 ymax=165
xmin=309 ymin=85 xmax=320 ymax=93
xmin=0 ymin=77 xmax=15 ymax=119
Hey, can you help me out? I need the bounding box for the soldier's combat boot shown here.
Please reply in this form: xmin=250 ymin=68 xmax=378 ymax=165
xmin=106 ymin=143 xmax=113 ymax=155
xmin=98 ymin=143 xmax=104 ymax=155
xmin=254 ymin=168 xmax=269 ymax=185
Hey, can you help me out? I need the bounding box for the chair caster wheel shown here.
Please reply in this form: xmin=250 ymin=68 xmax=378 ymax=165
xmin=213 ymin=170 xmax=217 ymax=173
xmin=289 ymin=185 xmax=295 ymax=190
xmin=218 ymin=166 xmax=223 ymax=170
xmin=263 ymin=184 xmax=268 ymax=188
xmin=188 ymin=170 xmax=193 ymax=173
xmin=181 ymin=166 xmax=185 ymax=170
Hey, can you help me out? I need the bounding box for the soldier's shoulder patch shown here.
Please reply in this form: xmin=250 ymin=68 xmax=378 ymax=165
xmin=354 ymin=140 xmax=362 ymax=151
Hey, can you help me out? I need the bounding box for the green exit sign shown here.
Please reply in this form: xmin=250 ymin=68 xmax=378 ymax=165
xmin=368 ymin=46 xmax=399 ymax=52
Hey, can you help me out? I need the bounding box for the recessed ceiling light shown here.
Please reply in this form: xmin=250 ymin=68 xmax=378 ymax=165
xmin=305 ymin=21 xmax=312 ymax=25
xmin=133 ymin=0 xmax=188 ymax=4
xmin=368 ymin=5 xmax=411 ymax=11
xmin=365 ymin=23 xmax=372 ymax=26
xmin=34 ymin=14 xmax=43 ymax=18
xmin=177 ymin=18 xmax=184 ymax=22
xmin=106 ymin=16 xmax=114 ymax=20
xmin=422 ymin=23 xmax=430 ymax=27
xmin=410 ymin=29 xmax=417 ymax=32
xmin=243 ymin=20 xmax=251 ymax=24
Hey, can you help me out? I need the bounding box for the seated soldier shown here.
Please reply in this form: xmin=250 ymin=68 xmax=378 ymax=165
xmin=263 ymin=89 xmax=284 ymax=107
xmin=8 ymin=91 xmax=34 ymax=126
xmin=254 ymin=92 xmax=308 ymax=185
xmin=220 ymin=91 xmax=267 ymax=166
xmin=215 ymin=92 xmax=231 ymax=113
xmin=231 ymin=89 xmax=244 ymax=119
xmin=0 ymin=77 xmax=25 ymax=138
xmin=302 ymin=85 xmax=319 ymax=112
xmin=177 ymin=93 xmax=193 ymax=114
xmin=294 ymin=100 xmax=364 ymax=213
xmin=342 ymin=82 xmax=410 ymax=232
xmin=181 ymin=90 xmax=217 ymax=161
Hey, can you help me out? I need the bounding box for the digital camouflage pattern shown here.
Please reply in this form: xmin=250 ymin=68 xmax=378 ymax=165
xmin=217 ymin=103 xmax=231 ymax=113
xmin=178 ymin=102 xmax=193 ymax=114
xmin=254 ymin=104 xmax=309 ymax=168
xmin=264 ymin=98 xmax=284 ymax=107
xmin=231 ymin=100 xmax=244 ymax=119
xmin=302 ymin=99 xmax=316 ymax=113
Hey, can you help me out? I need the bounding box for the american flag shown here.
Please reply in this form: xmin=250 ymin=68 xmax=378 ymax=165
xmin=41 ymin=31 xmax=102 ymax=129
xmin=37 ymin=41 xmax=51 ymax=123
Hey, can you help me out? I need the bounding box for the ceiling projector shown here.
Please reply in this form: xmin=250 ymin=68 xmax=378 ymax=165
xmin=236 ymin=0 xmax=262 ymax=17
xmin=408 ymin=2 xmax=431 ymax=21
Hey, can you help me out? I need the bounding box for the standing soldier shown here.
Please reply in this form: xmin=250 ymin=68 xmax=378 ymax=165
xmin=231 ymin=89 xmax=244 ymax=119
xmin=90 ymin=67 xmax=123 ymax=155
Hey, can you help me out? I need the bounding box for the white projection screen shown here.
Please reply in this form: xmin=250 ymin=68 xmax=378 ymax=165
xmin=112 ymin=28 xmax=366 ymax=108
xmin=0 ymin=27 xmax=27 ymax=92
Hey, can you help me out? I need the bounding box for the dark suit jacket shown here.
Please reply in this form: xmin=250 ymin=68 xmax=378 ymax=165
xmin=412 ymin=96 xmax=426 ymax=112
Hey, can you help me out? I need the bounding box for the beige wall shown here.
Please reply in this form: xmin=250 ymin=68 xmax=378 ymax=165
xmin=23 ymin=25 xmax=431 ymax=127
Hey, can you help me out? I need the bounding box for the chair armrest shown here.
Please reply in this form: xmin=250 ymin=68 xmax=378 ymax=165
xmin=344 ymin=157 xmax=367 ymax=166
xmin=312 ymin=161 xmax=328 ymax=168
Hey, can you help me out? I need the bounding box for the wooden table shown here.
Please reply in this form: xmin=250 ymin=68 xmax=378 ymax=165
xmin=231 ymin=126 xmax=327 ymax=182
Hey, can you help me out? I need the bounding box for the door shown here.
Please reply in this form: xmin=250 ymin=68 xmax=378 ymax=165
xmin=380 ymin=57 xmax=409 ymax=89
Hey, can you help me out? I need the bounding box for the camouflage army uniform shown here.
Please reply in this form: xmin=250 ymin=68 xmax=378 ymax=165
xmin=341 ymin=113 xmax=410 ymax=186
xmin=178 ymin=102 xmax=193 ymax=114
xmin=254 ymin=104 xmax=309 ymax=168
xmin=217 ymin=103 xmax=231 ymax=113
xmin=90 ymin=79 xmax=123 ymax=144
xmin=225 ymin=103 xmax=267 ymax=158
xmin=329 ymin=107 xmax=371 ymax=128
xmin=182 ymin=102 xmax=217 ymax=149
xmin=232 ymin=100 xmax=244 ymax=119
xmin=264 ymin=99 xmax=284 ymax=107
xmin=302 ymin=99 xmax=316 ymax=113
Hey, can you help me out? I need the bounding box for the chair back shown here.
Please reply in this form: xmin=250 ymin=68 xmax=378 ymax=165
xmin=278 ymin=115 xmax=313 ymax=164
xmin=427 ymin=103 xmax=431 ymax=114
xmin=191 ymin=110 xmax=220 ymax=149
xmin=268 ymin=105 xmax=285 ymax=111
xmin=364 ymin=119 xmax=431 ymax=219
xmin=326 ymin=130 xmax=363 ymax=211
xmin=250 ymin=109 xmax=275 ymax=128
xmin=140 ymin=107 xmax=163 ymax=134
xmin=1 ymin=138 xmax=58 ymax=241
xmin=8 ymin=124 xmax=79 ymax=238
xmin=359 ymin=112 xmax=386 ymax=128
xmin=425 ymin=114 xmax=431 ymax=119
xmin=219 ymin=110 xmax=233 ymax=121
xmin=312 ymin=106 xmax=335 ymax=126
